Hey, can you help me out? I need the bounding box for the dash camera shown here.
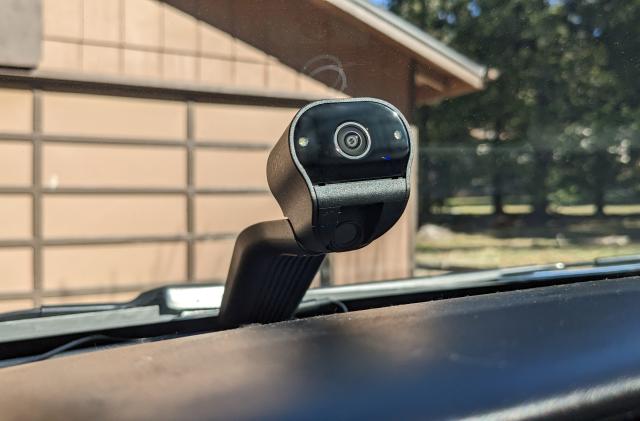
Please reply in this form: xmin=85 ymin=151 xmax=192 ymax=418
xmin=218 ymin=98 xmax=413 ymax=328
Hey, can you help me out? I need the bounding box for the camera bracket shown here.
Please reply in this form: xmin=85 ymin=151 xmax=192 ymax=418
xmin=217 ymin=219 xmax=324 ymax=328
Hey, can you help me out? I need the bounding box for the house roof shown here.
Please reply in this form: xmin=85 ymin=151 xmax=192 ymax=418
xmin=2 ymin=0 xmax=488 ymax=108
xmin=321 ymin=0 xmax=488 ymax=95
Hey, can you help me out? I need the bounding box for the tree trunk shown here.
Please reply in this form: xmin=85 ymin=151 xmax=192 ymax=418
xmin=491 ymin=120 xmax=505 ymax=216
xmin=594 ymin=185 xmax=606 ymax=216
xmin=593 ymin=151 xmax=607 ymax=217
xmin=418 ymin=152 xmax=432 ymax=224
xmin=416 ymin=107 xmax=431 ymax=225
xmin=531 ymin=149 xmax=551 ymax=217
xmin=492 ymin=170 xmax=504 ymax=215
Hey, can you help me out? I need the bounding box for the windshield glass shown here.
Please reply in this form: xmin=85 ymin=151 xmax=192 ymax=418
xmin=0 ymin=0 xmax=637 ymax=312
xmin=400 ymin=0 xmax=640 ymax=277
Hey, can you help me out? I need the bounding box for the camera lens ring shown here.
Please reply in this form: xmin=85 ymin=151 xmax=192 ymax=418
xmin=333 ymin=121 xmax=371 ymax=160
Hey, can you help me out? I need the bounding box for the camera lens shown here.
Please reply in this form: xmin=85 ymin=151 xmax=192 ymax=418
xmin=334 ymin=122 xmax=371 ymax=159
xmin=344 ymin=133 xmax=362 ymax=149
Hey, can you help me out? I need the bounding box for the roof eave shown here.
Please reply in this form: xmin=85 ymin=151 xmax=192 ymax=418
xmin=319 ymin=0 xmax=487 ymax=92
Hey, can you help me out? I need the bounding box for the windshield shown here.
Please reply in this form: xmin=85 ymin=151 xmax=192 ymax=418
xmin=0 ymin=0 xmax=638 ymax=313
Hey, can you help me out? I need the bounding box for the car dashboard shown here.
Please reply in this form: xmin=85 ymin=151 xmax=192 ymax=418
xmin=1 ymin=277 xmax=640 ymax=419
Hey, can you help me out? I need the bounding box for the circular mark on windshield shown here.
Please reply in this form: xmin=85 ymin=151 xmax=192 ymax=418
xmin=302 ymin=54 xmax=348 ymax=92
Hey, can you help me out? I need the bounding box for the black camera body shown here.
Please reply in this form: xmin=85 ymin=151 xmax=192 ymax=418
xmin=218 ymin=98 xmax=413 ymax=328
xmin=268 ymin=98 xmax=413 ymax=253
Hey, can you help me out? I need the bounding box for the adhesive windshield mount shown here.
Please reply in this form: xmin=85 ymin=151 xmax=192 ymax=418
xmin=218 ymin=97 xmax=413 ymax=328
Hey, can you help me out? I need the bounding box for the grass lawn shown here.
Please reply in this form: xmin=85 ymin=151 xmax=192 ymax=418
xmin=436 ymin=198 xmax=640 ymax=217
xmin=416 ymin=209 xmax=640 ymax=273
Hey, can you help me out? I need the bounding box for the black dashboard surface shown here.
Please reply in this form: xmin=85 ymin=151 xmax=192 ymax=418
xmin=2 ymin=277 xmax=640 ymax=420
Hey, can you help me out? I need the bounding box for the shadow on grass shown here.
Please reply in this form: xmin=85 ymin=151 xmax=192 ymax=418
xmin=425 ymin=213 xmax=640 ymax=243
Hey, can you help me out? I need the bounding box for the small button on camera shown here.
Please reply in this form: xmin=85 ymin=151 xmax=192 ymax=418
xmin=332 ymin=222 xmax=361 ymax=249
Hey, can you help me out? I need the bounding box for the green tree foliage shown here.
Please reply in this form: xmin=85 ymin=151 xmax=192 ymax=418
xmin=387 ymin=0 xmax=640 ymax=219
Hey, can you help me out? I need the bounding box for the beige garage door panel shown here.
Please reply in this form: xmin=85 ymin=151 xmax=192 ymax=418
xmin=43 ymin=196 xmax=185 ymax=238
xmin=0 ymin=248 xmax=32 ymax=293
xmin=40 ymin=40 xmax=82 ymax=73
xmin=195 ymin=149 xmax=268 ymax=189
xmin=43 ymin=292 xmax=139 ymax=305
xmin=0 ymin=142 xmax=31 ymax=186
xmin=195 ymin=104 xmax=296 ymax=143
xmin=42 ymin=92 xmax=186 ymax=140
xmin=0 ymin=89 xmax=32 ymax=133
xmin=196 ymin=195 xmax=282 ymax=233
xmin=195 ymin=239 xmax=235 ymax=281
xmin=44 ymin=242 xmax=186 ymax=290
xmin=0 ymin=300 xmax=34 ymax=313
xmin=123 ymin=0 xmax=162 ymax=49
xmin=43 ymin=144 xmax=186 ymax=188
xmin=0 ymin=196 xmax=31 ymax=239
xmin=83 ymin=0 xmax=120 ymax=44
xmin=268 ymin=60 xmax=299 ymax=93
xmin=43 ymin=0 xmax=82 ymax=39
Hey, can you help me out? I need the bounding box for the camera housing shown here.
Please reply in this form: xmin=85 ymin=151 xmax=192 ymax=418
xmin=218 ymin=98 xmax=413 ymax=328
xmin=268 ymin=97 xmax=413 ymax=253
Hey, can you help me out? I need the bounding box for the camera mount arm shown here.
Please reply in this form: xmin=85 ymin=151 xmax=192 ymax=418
xmin=217 ymin=219 xmax=324 ymax=327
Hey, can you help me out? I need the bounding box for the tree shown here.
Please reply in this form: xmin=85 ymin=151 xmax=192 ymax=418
xmin=387 ymin=0 xmax=640 ymax=220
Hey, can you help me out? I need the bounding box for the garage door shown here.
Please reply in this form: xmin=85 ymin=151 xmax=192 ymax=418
xmin=0 ymin=87 xmax=414 ymax=311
